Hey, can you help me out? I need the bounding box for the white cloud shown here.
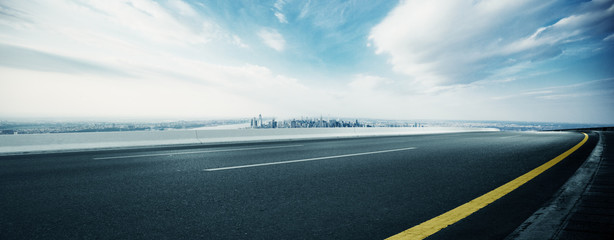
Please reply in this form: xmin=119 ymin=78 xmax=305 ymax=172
xmin=0 ymin=0 xmax=252 ymax=70
xmin=502 ymin=2 xmax=614 ymax=55
xmin=0 ymin=0 xmax=315 ymax=119
xmin=274 ymin=0 xmax=286 ymax=11
xmin=492 ymin=77 xmax=614 ymax=102
xmin=0 ymin=0 xmax=611 ymax=123
xmin=369 ymin=0 xmax=535 ymax=86
xmin=522 ymin=90 xmax=554 ymax=95
xmin=166 ymin=0 xmax=197 ymax=17
xmin=348 ymin=74 xmax=391 ymax=92
xmin=232 ymin=35 xmax=249 ymax=48
xmin=275 ymin=12 xmax=288 ymax=23
xmin=369 ymin=0 xmax=614 ymax=88
xmin=273 ymin=0 xmax=288 ymax=23
xmin=82 ymin=0 xmax=210 ymax=45
xmin=299 ymin=0 xmax=311 ymax=19
xmin=0 ymin=0 xmax=242 ymax=52
xmin=258 ymin=28 xmax=286 ymax=51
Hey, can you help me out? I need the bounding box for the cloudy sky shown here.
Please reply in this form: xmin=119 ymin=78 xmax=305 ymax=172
xmin=1 ymin=0 xmax=613 ymax=123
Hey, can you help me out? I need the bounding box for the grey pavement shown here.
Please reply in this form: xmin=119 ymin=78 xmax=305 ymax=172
xmin=556 ymin=131 xmax=614 ymax=239
xmin=0 ymin=131 xmax=601 ymax=239
xmin=508 ymin=131 xmax=614 ymax=240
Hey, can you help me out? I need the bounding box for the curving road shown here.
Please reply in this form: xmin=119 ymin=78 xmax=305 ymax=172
xmin=0 ymin=131 xmax=598 ymax=239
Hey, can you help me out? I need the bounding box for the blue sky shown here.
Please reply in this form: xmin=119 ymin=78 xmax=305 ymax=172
xmin=0 ymin=0 xmax=613 ymax=124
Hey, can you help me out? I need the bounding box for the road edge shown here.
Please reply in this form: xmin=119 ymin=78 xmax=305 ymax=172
xmin=0 ymin=129 xmax=496 ymax=157
xmin=505 ymin=131 xmax=604 ymax=239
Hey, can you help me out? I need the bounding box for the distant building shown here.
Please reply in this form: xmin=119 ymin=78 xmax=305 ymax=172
xmin=259 ymin=114 xmax=262 ymax=128
xmin=0 ymin=130 xmax=15 ymax=135
xmin=247 ymin=115 xmax=377 ymax=129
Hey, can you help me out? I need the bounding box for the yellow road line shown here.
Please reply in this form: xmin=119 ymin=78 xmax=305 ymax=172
xmin=387 ymin=132 xmax=589 ymax=240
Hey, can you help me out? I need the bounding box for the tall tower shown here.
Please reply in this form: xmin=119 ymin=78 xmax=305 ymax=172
xmin=259 ymin=114 xmax=262 ymax=128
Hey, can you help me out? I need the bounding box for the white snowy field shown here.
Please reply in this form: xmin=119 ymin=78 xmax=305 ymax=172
xmin=0 ymin=127 xmax=498 ymax=155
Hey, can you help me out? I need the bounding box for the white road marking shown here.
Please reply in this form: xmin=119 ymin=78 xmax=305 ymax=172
xmin=499 ymin=135 xmax=520 ymax=139
xmin=93 ymin=144 xmax=303 ymax=160
xmin=203 ymin=147 xmax=417 ymax=171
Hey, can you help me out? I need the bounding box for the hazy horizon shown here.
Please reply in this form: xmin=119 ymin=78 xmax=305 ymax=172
xmin=1 ymin=0 xmax=613 ymax=124
xmin=2 ymin=116 xmax=612 ymax=127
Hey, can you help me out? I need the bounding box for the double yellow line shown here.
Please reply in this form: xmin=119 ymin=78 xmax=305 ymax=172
xmin=388 ymin=133 xmax=589 ymax=240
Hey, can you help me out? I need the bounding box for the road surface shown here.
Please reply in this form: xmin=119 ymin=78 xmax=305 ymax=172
xmin=0 ymin=131 xmax=598 ymax=239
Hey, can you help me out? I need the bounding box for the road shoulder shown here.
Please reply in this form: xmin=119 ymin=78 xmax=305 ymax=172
xmin=507 ymin=131 xmax=614 ymax=239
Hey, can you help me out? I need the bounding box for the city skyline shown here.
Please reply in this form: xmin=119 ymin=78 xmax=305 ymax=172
xmin=1 ymin=0 xmax=613 ymax=124
xmin=3 ymin=116 xmax=607 ymax=135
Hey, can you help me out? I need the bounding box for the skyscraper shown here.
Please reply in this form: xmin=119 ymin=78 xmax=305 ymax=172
xmin=259 ymin=114 xmax=262 ymax=128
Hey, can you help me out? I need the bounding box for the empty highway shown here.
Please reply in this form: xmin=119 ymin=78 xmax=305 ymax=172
xmin=0 ymin=131 xmax=598 ymax=239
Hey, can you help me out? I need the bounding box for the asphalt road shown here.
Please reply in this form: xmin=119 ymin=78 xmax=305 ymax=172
xmin=0 ymin=131 xmax=598 ymax=239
